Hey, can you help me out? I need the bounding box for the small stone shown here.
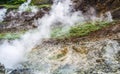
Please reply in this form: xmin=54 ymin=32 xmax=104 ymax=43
xmin=96 ymin=59 xmax=105 ymax=63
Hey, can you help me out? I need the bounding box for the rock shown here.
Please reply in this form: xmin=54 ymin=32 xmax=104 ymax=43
xmin=0 ymin=63 xmax=5 ymax=74
xmin=96 ymin=58 xmax=105 ymax=63
xmin=114 ymin=39 xmax=120 ymax=45
xmin=72 ymin=0 xmax=120 ymax=17
xmin=10 ymin=68 xmax=32 ymax=74
xmin=112 ymin=8 xmax=120 ymax=20
xmin=115 ymin=51 xmax=120 ymax=62
xmin=0 ymin=6 xmax=4 ymax=9
xmin=49 ymin=47 xmax=68 ymax=60
xmin=72 ymin=46 xmax=88 ymax=54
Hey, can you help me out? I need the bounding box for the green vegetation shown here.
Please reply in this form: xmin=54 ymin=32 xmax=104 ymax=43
xmin=0 ymin=0 xmax=25 ymax=5
xmin=0 ymin=0 xmax=52 ymax=5
xmin=9 ymin=0 xmax=26 ymax=5
xmin=31 ymin=0 xmax=52 ymax=5
xmin=0 ymin=32 xmax=24 ymax=40
xmin=0 ymin=5 xmax=19 ymax=9
xmin=51 ymin=21 xmax=112 ymax=39
xmin=0 ymin=21 xmax=115 ymax=40
xmin=0 ymin=22 xmax=7 ymax=25
xmin=0 ymin=4 xmax=51 ymax=9
xmin=37 ymin=4 xmax=51 ymax=8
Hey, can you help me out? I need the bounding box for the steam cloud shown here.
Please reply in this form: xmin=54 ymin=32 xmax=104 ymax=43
xmin=0 ymin=8 xmax=7 ymax=22
xmin=0 ymin=0 xmax=83 ymax=69
xmin=0 ymin=0 xmax=113 ymax=69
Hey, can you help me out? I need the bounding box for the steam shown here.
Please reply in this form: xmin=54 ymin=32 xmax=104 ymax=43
xmin=0 ymin=0 xmax=83 ymax=69
xmin=0 ymin=0 xmax=114 ymax=70
xmin=103 ymin=40 xmax=120 ymax=64
xmin=0 ymin=8 xmax=7 ymax=22
xmin=100 ymin=11 xmax=113 ymax=22
xmin=18 ymin=0 xmax=38 ymax=13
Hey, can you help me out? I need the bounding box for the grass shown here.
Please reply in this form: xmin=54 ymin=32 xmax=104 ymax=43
xmin=51 ymin=21 xmax=112 ymax=39
xmin=0 ymin=21 xmax=116 ymax=40
xmin=37 ymin=4 xmax=51 ymax=8
xmin=0 ymin=21 xmax=7 ymax=25
xmin=0 ymin=4 xmax=51 ymax=9
xmin=0 ymin=32 xmax=24 ymax=40
xmin=0 ymin=4 xmax=19 ymax=9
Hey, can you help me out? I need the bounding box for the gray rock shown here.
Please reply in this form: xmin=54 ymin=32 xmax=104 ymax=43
xmin=10 ymin=68 xmax=32 ymax=74
xmin=0 ymin=63 xmax=5 ymax=74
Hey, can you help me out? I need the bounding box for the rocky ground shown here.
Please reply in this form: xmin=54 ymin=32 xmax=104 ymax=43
xmin=0 ymin=20 xmax=119 ymax=74
xmin=0 ymin=0 xmax=120 ymax=74
xmin=22 ymin=30 xmax=120 ymax=74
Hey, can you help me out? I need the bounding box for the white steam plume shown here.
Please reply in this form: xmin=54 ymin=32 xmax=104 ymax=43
xmin=0 ymin=0 xmax=114 ymax=70
xmin=18 ymin=0 xmax=38 ymax=13
xmin=0 ymin=0 xmax=84 ymax=69
xmin=0 ymin=8 xmax=7 ymax=22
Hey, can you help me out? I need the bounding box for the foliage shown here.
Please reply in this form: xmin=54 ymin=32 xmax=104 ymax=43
xmin=31 ymin=0 xmax=52 ymax=5
xmin=0 ymin=0 xmax=26 ymax=4
xmin=0 ymin=0 xmax=52 ymax=5
xmin=0 ymin=32 xmax=24 ymax=40
xmin=0 ymin=5 xmax=19 ymax=9
xmin=10 ymin=0 xmax=26 ymax=5
xmin=0 ymin=4 xmax=51 ymax=9
xmin=51 ymin=21 xmax=111 ymax=39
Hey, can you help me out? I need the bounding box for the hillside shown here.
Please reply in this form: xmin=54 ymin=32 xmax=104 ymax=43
xmin=0 ymin=0 xmax=120 ymax=74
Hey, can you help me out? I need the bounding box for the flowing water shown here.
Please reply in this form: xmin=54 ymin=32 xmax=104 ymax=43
xmin=0 ymin=0 xmax=119 ymax=74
